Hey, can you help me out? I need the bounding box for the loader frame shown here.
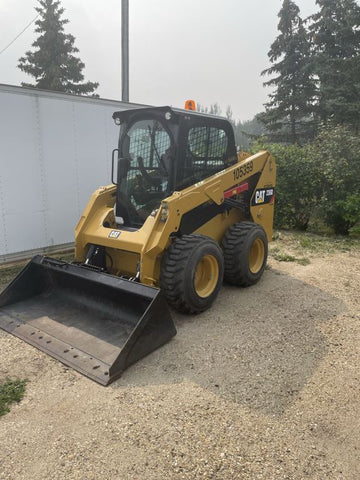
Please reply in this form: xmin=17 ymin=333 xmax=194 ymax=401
xmin=75 ymin=150 xmax=275 ymax=286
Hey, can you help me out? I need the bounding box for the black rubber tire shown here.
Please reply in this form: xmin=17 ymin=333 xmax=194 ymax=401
xmin=221 ymin=221 xmax=268 ymax=287
xmin=160 ymin=234 xmax=224 ymax=314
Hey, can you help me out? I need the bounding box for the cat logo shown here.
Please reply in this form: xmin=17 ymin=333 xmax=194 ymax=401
xmin=255 ymin=189 xmax=265 ymax=204
xmin=108 ymin=230 xmax=121 ymax=239
xmin=251 ymin=187 xmax=275 ymax=206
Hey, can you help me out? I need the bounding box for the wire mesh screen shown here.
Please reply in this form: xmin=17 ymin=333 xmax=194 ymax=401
xmin=128 ymin=120 xmax=171 ymax=170
xmin=121 ymin=120 xmax=171 ymax=223
xmin=181 ymin=126 xmax=229 ymax=188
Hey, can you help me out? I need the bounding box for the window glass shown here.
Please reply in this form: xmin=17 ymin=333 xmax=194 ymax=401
xmin=128 ymin=119 xmax=171 ymax=168
xmin=188 ymin=127 xmax=228 ymax=159
xmin=120 ymin=119 xmax=171 ymax=225
xmin=180 ymin=126 xmax=229 ymax=189
xmin=208 ymin=128 xmax=228 ymax=158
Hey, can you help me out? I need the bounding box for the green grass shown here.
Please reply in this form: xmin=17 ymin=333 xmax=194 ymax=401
xmin=271 ymin=230 xmax=360 ymax=257
xmin=272 ymin=252 xmax=297 ymax=262
xmin=269 ymin=229 xmax=360 ymax=266
xmin=297 ymin=234 xmax=359 ymax=254
xmin=296 ymin=257 xmax=311 ymax=266
xmin=0 ymin=378 xmax=27 ymax=417
xmin=0 ymin=265 xmax=23 ymax=292
xmin=270 ymin=249 xmax=310 ymax=266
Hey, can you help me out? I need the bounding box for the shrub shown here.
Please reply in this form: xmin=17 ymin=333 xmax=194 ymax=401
xmin=308 ymin=124 xmax=360 ymax=235
xmin=252 ymin=141 xmax=321 ymax=230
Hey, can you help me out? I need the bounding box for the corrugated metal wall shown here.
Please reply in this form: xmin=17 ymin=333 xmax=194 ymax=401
xmin=0 ymin=84 xmax=143 ymax=262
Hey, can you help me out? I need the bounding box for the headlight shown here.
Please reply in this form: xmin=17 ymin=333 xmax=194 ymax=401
xmin=160 ymin=202 xmax=168 ymax=222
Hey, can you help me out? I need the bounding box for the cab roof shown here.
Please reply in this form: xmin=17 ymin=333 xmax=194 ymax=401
xmin=112 ymin=106 xmax=229 ymax=124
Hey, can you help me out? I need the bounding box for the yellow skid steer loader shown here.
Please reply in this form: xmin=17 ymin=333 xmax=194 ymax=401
xmin=0 ymin=106 xmax=276 ymax=385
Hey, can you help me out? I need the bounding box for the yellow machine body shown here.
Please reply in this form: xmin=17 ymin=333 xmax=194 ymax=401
xmin=75 ymin=150 xmax=276 ymax=286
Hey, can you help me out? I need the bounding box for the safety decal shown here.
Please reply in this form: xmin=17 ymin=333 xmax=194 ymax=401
xmin=108 ymin=230 xmax=121 ymax=239
xmin=252 ymin=187 xmax=275 ymax=206
xmin=224 ymin=182 xmax=249 ymax=198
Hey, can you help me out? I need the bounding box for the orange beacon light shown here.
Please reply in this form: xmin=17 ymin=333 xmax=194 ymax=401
xmin=185 ymin=99 xmax=196 ymax=111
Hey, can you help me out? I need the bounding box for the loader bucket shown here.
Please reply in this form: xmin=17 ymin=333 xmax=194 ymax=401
xmin=0 ymin=256 xmax=176 ymax=385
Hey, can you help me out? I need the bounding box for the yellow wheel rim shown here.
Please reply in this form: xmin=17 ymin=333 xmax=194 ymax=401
xmin=249 ymin=238 xmax=265 ymax=274
xmin=194 ymin=255 xmax=219 ymax=298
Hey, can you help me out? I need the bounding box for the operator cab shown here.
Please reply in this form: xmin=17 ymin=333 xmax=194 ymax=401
xmin=112 ymin=106 xmax=237 ymax=228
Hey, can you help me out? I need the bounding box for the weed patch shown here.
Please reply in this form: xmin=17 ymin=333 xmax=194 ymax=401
xmin=296 ymin=257 xmax=311 ymax=266
xmin=272 ymin=230 xmax=360 ymax=256
xmin=270 ymin=250 xmax=310 ymax=266
xmin=0 ymin=378 xmax=27 ymax=417
xmin=272 ymin=252 xmax=297 ymax=262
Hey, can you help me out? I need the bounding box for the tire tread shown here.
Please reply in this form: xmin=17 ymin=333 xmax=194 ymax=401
xmin=160 ymin=235 xmax=223 ymax=314
xmin=222 ymin=221 xmax=267 ymax=286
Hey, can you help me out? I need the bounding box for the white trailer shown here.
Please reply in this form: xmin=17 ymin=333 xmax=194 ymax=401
xmin=0 ymin=84 xmax=144 ymax=263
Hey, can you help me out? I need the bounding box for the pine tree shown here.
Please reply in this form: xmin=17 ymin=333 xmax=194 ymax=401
xmin=233 ymin=114 xmax=267 ymax=150
xmin=261 ymin=0 xmax=317 ymax=143
xmin=209 ymin=102 xmax=222 ymax=116
xmin=197 ymin=102 xmax=222 ymax=116
xmin=18 ymin=0 xmax=98 ymax=95
xmin=308 ymin=0 xmax=360 ymax=129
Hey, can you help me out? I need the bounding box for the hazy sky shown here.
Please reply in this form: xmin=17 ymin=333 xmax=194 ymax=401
xmin=1 ymin=0 xmax=319 ymax=121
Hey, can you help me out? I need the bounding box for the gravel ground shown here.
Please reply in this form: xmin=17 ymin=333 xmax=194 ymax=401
xmin=0 ymin=241 xmax=359 ymax=479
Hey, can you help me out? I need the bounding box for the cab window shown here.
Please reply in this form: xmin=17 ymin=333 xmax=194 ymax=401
xmin=181 ymin=126 xmax=229 ymax=188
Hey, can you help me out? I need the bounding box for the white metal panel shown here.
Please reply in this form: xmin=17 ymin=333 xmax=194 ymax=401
xmin=37 ymin=96 xmax=79 ymax=246
xmin=0 ymin=84 xmax=144 ymax=261
xmin=0 ymin=92 xmax=47 ymax=255
xmin=0 ymin=175 xmax=7 ymax=256
xmin=72 ymin=102 xmax=118 ymax=214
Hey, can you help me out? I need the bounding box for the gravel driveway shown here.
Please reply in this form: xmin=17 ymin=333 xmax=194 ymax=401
xmin=0 ymin=243 xmax=359 ymax=479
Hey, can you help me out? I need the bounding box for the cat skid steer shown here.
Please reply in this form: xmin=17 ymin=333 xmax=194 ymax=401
xmin=0 ymin=105 xmax=276 ymax=385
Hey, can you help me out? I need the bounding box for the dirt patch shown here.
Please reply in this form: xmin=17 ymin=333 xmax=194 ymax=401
xmin=0 ymin=241 xmax=359 ymax=479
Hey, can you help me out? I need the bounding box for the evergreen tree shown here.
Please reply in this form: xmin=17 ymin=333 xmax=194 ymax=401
xmin=225 ymin=105 xmax=234 ymax=124
xmin=197 ymin=102 xmax=222 ymax=116
xmin=233 ymin=114 xmax=267 ymax=150
xmin=209 ymin=102 xmax=222 ymax=116
xmin=261 ymin=0 xmax=317 ymax=143
xmin=18 ymin=0 xmax=98 ymax=95
xmin=308 ymin=0 xmax=360 ymax=129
